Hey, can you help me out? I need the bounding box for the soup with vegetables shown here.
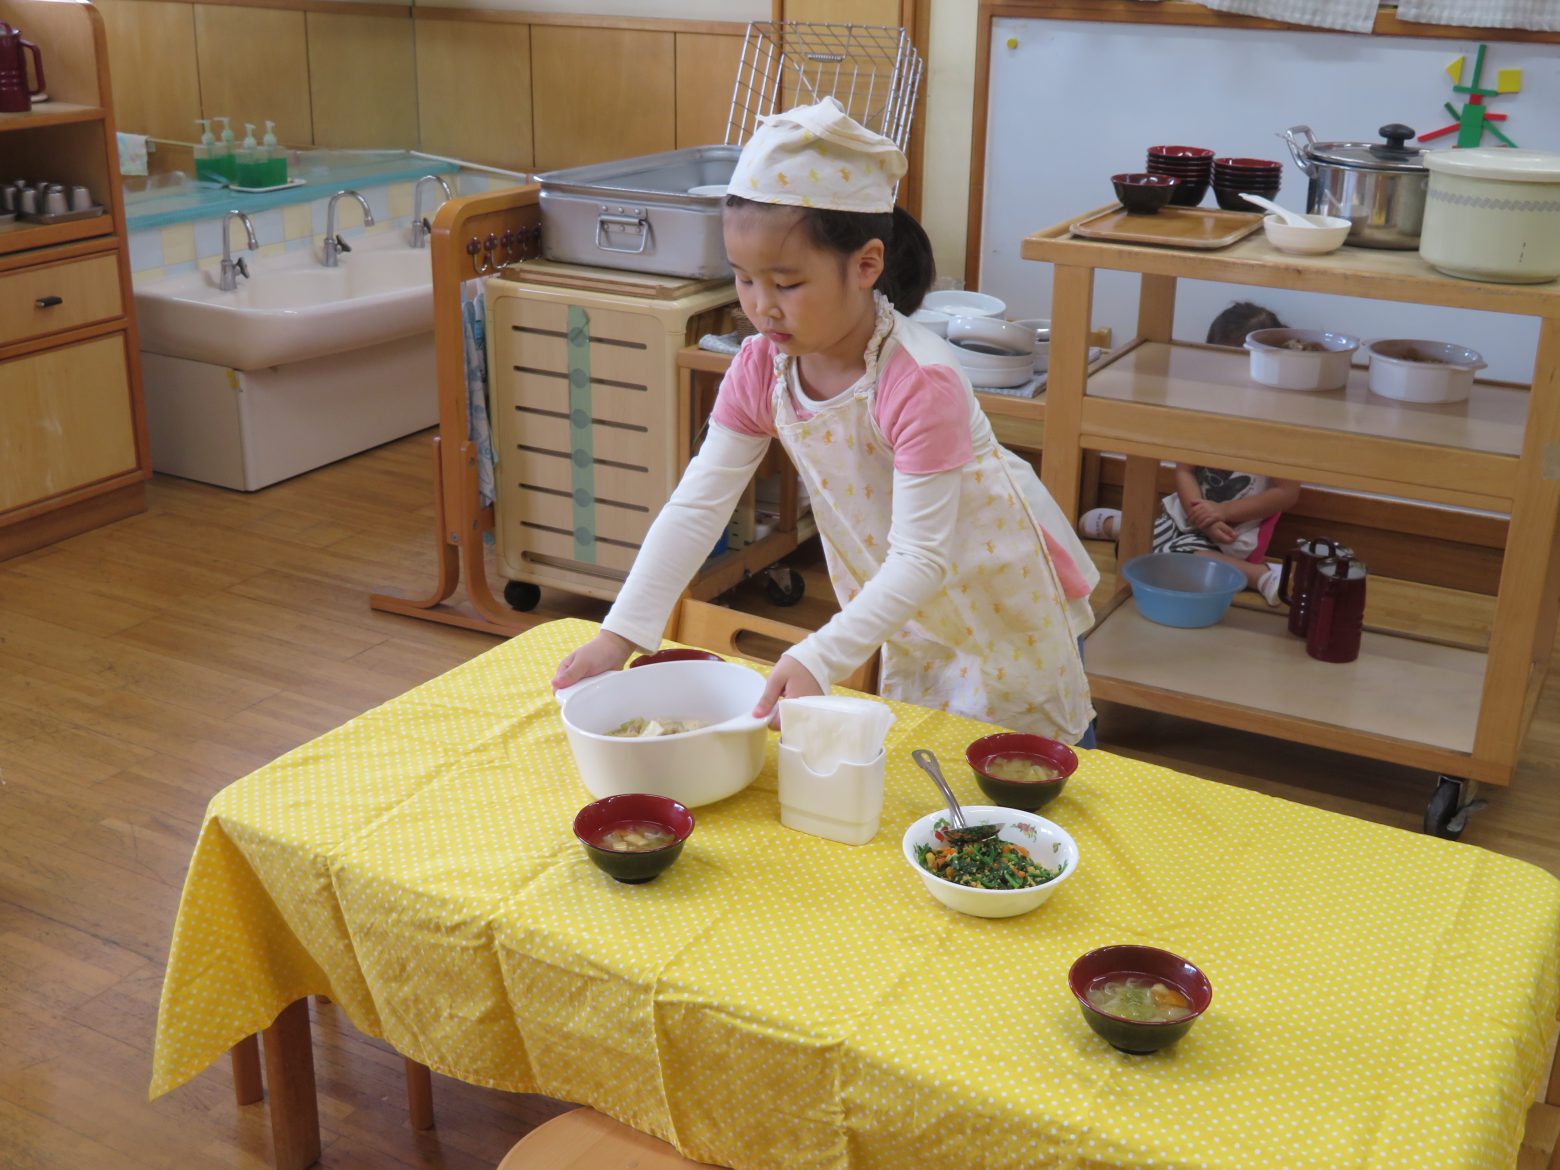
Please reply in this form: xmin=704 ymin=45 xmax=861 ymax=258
xmin=595 ymin=821 xmax=678 ymax=853
xmin=983 ymin=754 xmax=1063 ymax=783
xmin=1086 ymin=976 xmax=1193 ymax=1023
xmin=607 ymin=717 xmax=709 ymax=738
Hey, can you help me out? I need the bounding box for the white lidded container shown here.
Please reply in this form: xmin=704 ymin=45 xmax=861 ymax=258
xmin=1420 ymin=149 xmax=1560 ymax=284
xmin=1364 ymin=339 xmax=1485 ymax=404
xmin=1244 ymin=328 xmax=1361 ymax=392
xmin=555 ymin=660 xmax=768 ymax=807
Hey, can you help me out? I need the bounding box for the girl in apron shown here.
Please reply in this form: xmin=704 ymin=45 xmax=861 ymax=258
xmin=554 ymin=99 xmax=1097 ymax=745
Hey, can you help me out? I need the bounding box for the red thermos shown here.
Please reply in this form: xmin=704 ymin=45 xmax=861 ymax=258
xmin=1305 ymin=556 xmax=1368 ymax=664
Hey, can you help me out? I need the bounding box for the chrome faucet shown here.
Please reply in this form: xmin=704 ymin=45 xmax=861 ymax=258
xmin=410 ymin=174 xmax=454 ymax=248
xmin=323 ymin=189 xmax=375 ymax=267
xmin=219 ymin=210 xmax=258 ymax=292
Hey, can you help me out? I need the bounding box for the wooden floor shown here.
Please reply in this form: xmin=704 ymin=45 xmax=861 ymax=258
xmin=1 ymin=431 xmax=1556 ymax=1169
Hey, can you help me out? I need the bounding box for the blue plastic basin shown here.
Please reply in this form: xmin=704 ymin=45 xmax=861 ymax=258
xmin=1120 ymin=553 xmax=1245 ymax=628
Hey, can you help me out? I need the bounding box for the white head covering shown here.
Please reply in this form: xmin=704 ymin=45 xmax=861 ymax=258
xmin=727 ymin=97 xmax=906 ymax=213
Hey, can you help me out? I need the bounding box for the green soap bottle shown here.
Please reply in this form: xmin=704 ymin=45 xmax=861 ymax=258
xmin=262 ymin=121 xmax=288 ymax=187
xmin=235 ymin=123 xmax=267 ymax=189
xmin=212 ymin=117 xmax=239 ymax=184
xmin=193 ymin=119 xmax=219 ymax=183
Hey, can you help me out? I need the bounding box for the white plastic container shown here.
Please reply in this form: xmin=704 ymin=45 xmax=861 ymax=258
xmin=1420 ymin=148 xmax=1560 ymax=284
xmin=1364 ymin=339 xmax=1485 ymax=404
xmin=777 ymin=743 xmax=886 ymax=846
xmin=1244 ymin=327 xmax=1360 ymax=392
xmin=554 ymin=660 xmax=769 ymax=807
xmin=920 ymin=289 xmax=1006 ymax=319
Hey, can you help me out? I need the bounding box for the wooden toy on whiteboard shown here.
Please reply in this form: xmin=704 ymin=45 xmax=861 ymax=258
xmin=1419 ymin=43 xmax=1520 ymax=148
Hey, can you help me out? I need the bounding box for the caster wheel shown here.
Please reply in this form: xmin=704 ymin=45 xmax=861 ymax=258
xmin=764 ymin=567 xmax=805 ymax=607
xmin=503 ymin=580 xmax=541 ymax=612
xmin=1424 ymin=775 xmax=1486 ymax=840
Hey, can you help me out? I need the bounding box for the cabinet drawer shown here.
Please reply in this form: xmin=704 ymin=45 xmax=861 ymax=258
xmin=0 ymin=253 xmax=124 ymax=349
xmin=1 ymin=333 xmax=137 ymax=512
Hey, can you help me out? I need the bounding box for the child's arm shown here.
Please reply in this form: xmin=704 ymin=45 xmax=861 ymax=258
xmin=1190 ymin=478 xmax=1301 ymax=528
xmin=553 ymin=422 xmax=768 ymax=689
xmin=1173 ymin=463 xmax=1204 ymax=513
xmin=753 ymin=468 xmax=959 ymax=717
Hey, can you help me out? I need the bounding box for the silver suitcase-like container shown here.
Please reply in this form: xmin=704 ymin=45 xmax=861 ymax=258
xmin=535 ymin=145 xmax=741 ymax=280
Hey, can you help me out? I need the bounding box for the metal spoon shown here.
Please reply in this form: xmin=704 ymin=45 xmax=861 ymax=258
xmin=1239 ymin=192 xmax=1311 ymax=228
xmin=911 ymin=749 xmax=1001 ymax=844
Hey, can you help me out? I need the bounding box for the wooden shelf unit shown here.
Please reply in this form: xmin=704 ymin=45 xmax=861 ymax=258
xmin=1024 ymin=207 xmax=1560 ymax=788
xmin=0 ymin=0 xmax=149 ymax=560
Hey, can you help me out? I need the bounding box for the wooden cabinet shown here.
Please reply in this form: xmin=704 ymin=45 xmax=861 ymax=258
xmin=0 ymin=0 xmax=149 ymax=561
xmin=1023 ymin=208 xmax=1560 ymax=811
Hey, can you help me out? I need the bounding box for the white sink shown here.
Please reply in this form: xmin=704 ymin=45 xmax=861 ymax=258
xmin=134 ymin=231 xmax=433 ymax=371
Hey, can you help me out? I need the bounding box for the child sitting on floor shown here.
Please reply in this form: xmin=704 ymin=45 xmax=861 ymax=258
xmin=1078 ymin=302 xmax=1302 ymax=605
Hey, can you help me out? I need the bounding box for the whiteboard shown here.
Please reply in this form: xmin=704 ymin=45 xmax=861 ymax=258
xmin=978 ymin=18 xmax=1560 ymax=384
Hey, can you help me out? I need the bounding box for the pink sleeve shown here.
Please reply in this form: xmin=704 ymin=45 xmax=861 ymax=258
xmin=873 ymin=351 xmax=975 ymax=474
xmin=709 ymin=335 xmax=778 ymax=438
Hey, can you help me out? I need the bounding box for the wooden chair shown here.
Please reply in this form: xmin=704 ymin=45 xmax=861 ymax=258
xmin=671 ymin=598 xmax=879 ymax=695
xmin=498 ymin=1109 xmax=722 ymax=1169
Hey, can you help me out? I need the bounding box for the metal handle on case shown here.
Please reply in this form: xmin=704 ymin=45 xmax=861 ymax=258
xmin=595 ymin=212 xmax=650 ymax=255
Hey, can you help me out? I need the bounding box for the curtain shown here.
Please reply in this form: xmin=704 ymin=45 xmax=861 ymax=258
xmin=1395 ymin=0 xmax=1560 ymax=30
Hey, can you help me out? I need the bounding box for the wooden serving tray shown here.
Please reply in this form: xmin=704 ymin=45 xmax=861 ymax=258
xmin=1070 ymin=206 xmax=1264 ymax=250
xmin=498 ymin=257 xmax=729 ymax=300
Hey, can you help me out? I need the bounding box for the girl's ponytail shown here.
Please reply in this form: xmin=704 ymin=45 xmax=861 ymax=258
xmin=875 ymin=204 xmax=935 ymax=315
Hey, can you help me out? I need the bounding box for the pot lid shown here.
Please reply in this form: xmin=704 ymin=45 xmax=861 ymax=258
xmin=1307 ymin=123 xmax=1426 ymax=172
xmin=1424 ymin=148 xmax=1560 ymax=182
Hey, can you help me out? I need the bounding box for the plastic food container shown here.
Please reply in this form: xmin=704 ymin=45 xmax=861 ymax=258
xmin=1420 ymin=148 xmax=1560 ymax=283
xmin=554 ymin=660 xmax=768 ymax=806
xmin=1121 ymin=553 xmax=1245 ymax=628
xmin=1244 ymin=327 xmax=1360 ymax=392
xmin=1364 ymin=339 xmax=1485 ymax=404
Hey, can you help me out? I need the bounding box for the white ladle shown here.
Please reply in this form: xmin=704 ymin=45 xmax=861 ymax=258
xmin=1240 ymin=192 xmax=1311 ymax=228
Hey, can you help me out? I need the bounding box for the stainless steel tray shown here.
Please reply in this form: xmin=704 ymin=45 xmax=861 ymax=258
xmin=535 ymin=145 xmax=739 ymax=280
xmin=21 ymin=204 xmax=107 ymax=225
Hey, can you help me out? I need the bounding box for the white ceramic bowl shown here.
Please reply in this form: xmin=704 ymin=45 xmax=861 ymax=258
xmin=1010 ymin=317 xmax=1051 ymax=373
xmin=902 ymin=805 xmax=1079 ymax=918
xmin=1262 ymin=212 xmax=1351 ymax=256
xmin=1365 ymin=339 xmax=1485 ymax=404
xmin=921 ymin=289 xmax=1006 ymax=319
xmin=908 ymin=307 xmax=950 ymax=337
xmin=1244 ymin=327 xmax=1360 ymax=392
xmin=949 ymin=340 xmax=1035 ymax=388
xmin=947 ymin=315 xmax=1035 ymax=355
xmin=555 ymin=660 xmax=769 ymax=806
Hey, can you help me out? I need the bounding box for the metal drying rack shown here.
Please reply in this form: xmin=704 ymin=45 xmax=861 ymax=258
xmin=725 ymin=21 xmax=924 ymax=191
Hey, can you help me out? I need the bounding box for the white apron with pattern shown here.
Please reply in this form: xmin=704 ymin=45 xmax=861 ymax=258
xmin=769 ymin=305 xmax=1094 ymax=742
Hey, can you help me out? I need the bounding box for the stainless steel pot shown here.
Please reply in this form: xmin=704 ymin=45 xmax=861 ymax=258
xmin=1281 ymin=124 xmax=1428 ymax=250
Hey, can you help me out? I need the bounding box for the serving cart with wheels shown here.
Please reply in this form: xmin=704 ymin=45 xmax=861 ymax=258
xmin=1024 ymin=207 xmax=1560 ymax=838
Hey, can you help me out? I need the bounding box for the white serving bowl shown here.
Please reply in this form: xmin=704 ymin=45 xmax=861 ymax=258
xmin=1262 ymin=212 xmax=1351 ymax=256
xmin=1010 ymin=317 xmax=1051 ymax=373
xmin=1244 ymin=327 xmax=1360 ymax=392
xmin=555 ymin=660 xmax=769 ymax=806
xmin=948 ymin=315 xmax=1036 ymax=356
xmin=1364 ymin=339 xmax=1485 ymax=404
xmin=949 ymin=339 xmax=1035 ymax=389
xmin=908 ymin=307 xmax=950 ymax=337
xmin=902 ymin=805 xmax=1079 ymax=919
xmin=921 ymin=289 xmax=1006 ymax=319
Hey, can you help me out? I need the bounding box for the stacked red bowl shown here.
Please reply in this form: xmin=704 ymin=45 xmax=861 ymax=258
xmin=1212 ymin=157 xmax=1282 ymax=212
xmin=1145 ymin=145 xmax=1213 ymax=207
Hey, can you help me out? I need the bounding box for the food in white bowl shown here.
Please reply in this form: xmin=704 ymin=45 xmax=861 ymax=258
xmin=921 ymin=289 xmax=1006 ymax=319
xmin=947 ymin=315 xmax=1035 ymax=356
xmin=1244 ymin=327 xmax=1360 ymax=392
xmin=1261 ymin=212 xmax=1351 ymax=256
xmin=1364 ymin=339 xmax=1485 ymax=404
xmin=901 ymin=805 xmax=1078 ymax=918
xmin=555 ymin=659 xmax=769 ymax=806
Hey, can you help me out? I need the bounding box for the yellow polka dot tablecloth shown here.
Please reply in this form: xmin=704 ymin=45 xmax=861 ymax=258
xmin=152 ymin=618 xmax=1560 ymax=1169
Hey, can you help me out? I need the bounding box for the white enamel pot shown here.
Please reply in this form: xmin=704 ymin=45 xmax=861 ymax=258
xmin=1420 ymin=149 xmax=1560 ymax=284
xmin=555 ymin=659 xmax=770 ymax=806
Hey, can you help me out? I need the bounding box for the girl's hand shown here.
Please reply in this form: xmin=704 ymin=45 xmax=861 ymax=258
xmin=553 ymin=630 xmax=635 ymax=691
xmin=753 ymin=654 xmax=825 ymax=728
xmin=1187 ymin=499 xmax=1226 ymax=529
xmin=1206 ymin=520 xmax=1238 ymax=545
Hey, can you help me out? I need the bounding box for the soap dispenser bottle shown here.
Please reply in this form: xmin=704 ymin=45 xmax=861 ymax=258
xmin=212 ymin=117 xmax=238 ymax=184
xmin=262 ymin=121 xmax=288 ymax=187
xmin=236 ymin=122 xmax=265 ymax=189
xmin=193 ymin=119 xmax=218 ymax=183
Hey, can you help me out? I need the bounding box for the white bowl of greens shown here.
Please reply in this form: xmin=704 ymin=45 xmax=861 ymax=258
xmin=901 ymin=805 xmax=1078 ymax=919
